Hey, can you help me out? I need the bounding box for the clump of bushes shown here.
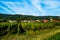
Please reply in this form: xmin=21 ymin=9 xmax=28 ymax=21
xmin=55 ymin=22 xmax=60 ymax=26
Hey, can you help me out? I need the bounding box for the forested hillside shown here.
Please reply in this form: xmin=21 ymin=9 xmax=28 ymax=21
xmin=0 ymin=14 xmax=60 ymax=21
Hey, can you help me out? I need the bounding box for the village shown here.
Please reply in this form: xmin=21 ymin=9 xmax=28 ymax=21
xmin=8 ymin=18 xmax=60 ymax=23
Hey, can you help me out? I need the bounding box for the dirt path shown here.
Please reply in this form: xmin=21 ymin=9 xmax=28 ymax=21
xmin=36 ymin=29 xmax=60 ymax=40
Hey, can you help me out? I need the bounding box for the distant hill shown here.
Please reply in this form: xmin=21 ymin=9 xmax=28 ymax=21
xmin=0 ymin=14 xmax=60 ymax=21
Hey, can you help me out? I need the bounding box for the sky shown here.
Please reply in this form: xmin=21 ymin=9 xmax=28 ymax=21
xmin=0 ymin=0 xmax=60 ymax=16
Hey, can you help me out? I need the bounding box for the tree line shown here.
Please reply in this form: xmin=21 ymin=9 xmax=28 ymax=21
xmin=0 ymin=14 xmax=60 ymax=21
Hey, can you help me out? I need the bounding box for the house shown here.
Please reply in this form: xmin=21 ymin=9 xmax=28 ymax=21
xmin=21 ymin=20 xmax=30 ymax=22
xmin=21 ymin=20 xmax=40 ymax=23
xmin=42 ymin=20 xmax=49 ymax=22
xmin=9 ymin=20 xmax=16 ymax=23
xmin=52 ymin=20 xmax=60 ymax=22
xmin=34 ymin=20 xmax=40 ymax=22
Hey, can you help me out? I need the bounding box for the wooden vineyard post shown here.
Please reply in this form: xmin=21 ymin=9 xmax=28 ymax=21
xmin=7 ymin=23 xmax=10 ymax=36
xmin=17 ymin=23 xmax=20 ymax=34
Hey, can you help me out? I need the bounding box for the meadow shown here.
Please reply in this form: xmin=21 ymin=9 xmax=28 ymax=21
xmin=45 ymin=32 xmax=60 ymax=40
xmin=0 ymin=22 xmax=60 ymax=40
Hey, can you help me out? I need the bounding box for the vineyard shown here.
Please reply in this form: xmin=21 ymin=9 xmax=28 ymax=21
xmin=0 ymin=22 xmax=60 ymax=40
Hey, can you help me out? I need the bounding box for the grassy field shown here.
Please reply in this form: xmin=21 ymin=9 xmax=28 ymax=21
xmin=45 ymin=32 xmax=60 ymax=40
xmin=0 ymin=22 xmax=60 ymax=40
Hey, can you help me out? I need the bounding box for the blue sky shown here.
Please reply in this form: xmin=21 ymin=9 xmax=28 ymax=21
xmin=0 ymin=0 xmax=60 ymax=16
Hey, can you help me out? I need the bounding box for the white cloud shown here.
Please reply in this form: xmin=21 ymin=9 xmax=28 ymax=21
xmin=1 ymin=1 xmax=39 ymax=15
xmin=39 ymin=0 xmax=60 ymax=16
xmin=0 ymin=6 xmax=14 ymax=14
xmin=42 ymin=0 xmax=60 ymax=9
xmin=29 ymin=0 xmax=46 ymax=16
xmin=1 ymin=1 xmax=22 ymax=14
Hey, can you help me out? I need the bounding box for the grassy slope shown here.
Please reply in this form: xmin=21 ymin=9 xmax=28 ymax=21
xmin=37 ymin=28 xmax=60 ymax=40
xmin=45 ymin=32 xmax=60 ymax=40
xmin=0 ymin=26 xmax=60 ymax=40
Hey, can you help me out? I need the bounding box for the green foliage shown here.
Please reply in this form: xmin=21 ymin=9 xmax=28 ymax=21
xmin=22 ymin=22 xmax=56 ymax=31
xmin=55 ymin=22 xmax=60 ymax=26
